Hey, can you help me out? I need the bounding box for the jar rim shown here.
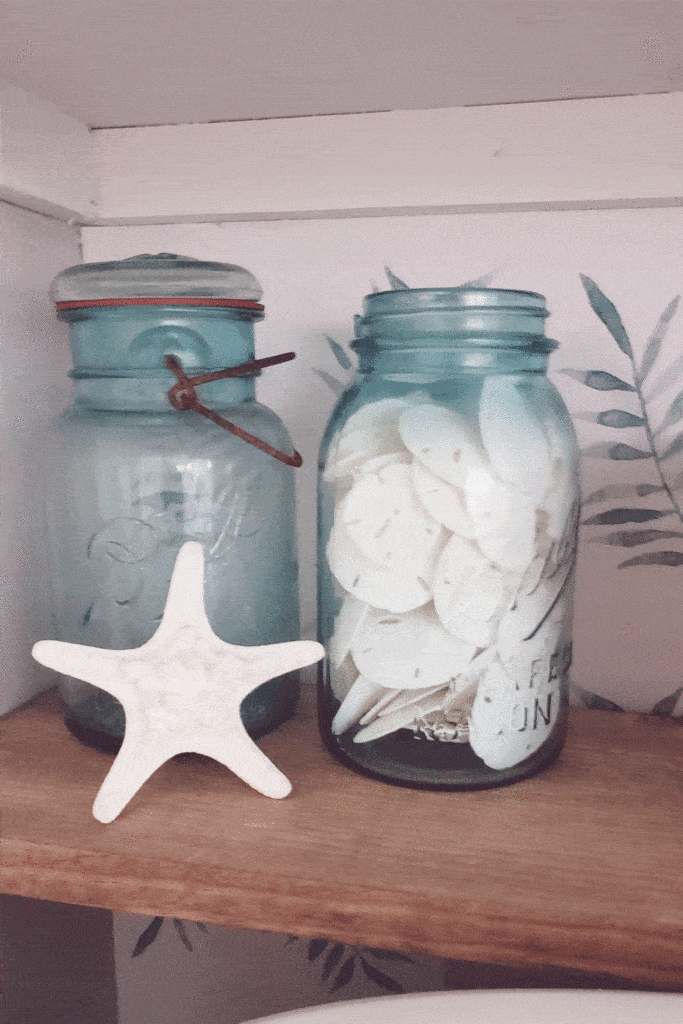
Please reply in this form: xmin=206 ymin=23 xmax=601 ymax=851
xmin=362 ymin=287 xmax=549 ymax=317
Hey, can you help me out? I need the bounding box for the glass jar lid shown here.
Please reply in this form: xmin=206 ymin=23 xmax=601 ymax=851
xmin=50 ymin=252 xmax=264 ymax=310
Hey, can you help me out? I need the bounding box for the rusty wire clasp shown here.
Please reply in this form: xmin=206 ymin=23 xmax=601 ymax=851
xmin=165 ymin=353 xmax=303 ymax=467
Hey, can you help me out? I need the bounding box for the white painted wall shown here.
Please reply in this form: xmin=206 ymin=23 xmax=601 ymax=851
xmin=90 ymin=93 xmax=683 ymax=223
xmin=0 ymin=81 xmax=96 ymax=222
xmin=0 ymin=200 xmax=81 ymax=713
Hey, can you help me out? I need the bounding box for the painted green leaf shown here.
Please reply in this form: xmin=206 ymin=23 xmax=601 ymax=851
xmin=660 ymin=432 xmax=683 ymax=461
xmin=618 ymin=551 xmax=683 ymax=568
xmin=573 ymin=688 xmax=622 ymax=712
xmin=582 ymin=483 xmax=663 ymax=506
xmin=610 ymin=443 xmax=653 ymax=460
xmin=313 ymin=368 xmax=345 ymax=396
xmin=559 ymin=368 xmax=634 ymax=392
xmin=582 ymin=508 xmax=671 ymax=526
xmin=596 ymin=410 xmax=645 ymax=428
xmin=657 ymin=387 xmax=683 ymax=436
xmin=579 ymin=274 xmax=632 ymax=356
xmin=308 ymin=938 xmax=329 ymax=961
xmin=368 ymin=948 xmax=414 ymax=962
xmin=589 ymin=528 xmax=683 ymax=548
xmin=173 ymin=919 xmax=193 ymax=952
xmin=132 ymin=917 xmax=164 ymax=957
xmin=645 ymin=348 xmax=683 ymax=402
xmin=325 ymin=335 xmax=352 ymax=370
xmin=360 ymin=957 xmax=405 ymax=993
xmin=574 ymin=686 xmax=625 ymax=712
xmin=385 ymin=267 xmax=409 ymax=290
xmin=459 ymin=270 xmax=497 ymax=287
xmin=331 ymin=956 xmax=356 ymax=992
xmin=581 ymin=442 xmax=652 ymax=460
xmin=321 ymin=943 xmax=346 ymax=982
xmin=638 ymin=295 xmax=681 ymax=383
xmin=651 ymin=687 xmax=683 ymax=717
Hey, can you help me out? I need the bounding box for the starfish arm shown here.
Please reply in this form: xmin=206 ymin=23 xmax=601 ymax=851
xmin=239 ymin=640 xmax=325 ymax=691
xmin=151 ymin=541 xmax=213 ymax=640
xmin=200 ymin=732 xmax=292 ymax=799
xmin=32 ymin=640 xmax=128 ymax=698
xmin=92 ymin=732 xmax=178 ymax=823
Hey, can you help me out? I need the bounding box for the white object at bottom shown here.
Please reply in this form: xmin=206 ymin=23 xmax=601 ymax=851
xmin=243 ymin=989 xmax=682 ymax=1024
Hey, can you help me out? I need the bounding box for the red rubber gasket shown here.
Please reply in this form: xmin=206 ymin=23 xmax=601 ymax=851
xmin=55 ymin=297 xmax=265 ymax=311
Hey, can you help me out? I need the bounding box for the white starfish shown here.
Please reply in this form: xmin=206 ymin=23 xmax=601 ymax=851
xmin=32 ymin=542 xmax=324 ymax=822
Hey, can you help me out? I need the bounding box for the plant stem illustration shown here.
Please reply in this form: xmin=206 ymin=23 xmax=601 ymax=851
xmin=286 ymin=936 xmax=414 ymax=994
xmin=563 ymin=275 xmax=682 ymax=570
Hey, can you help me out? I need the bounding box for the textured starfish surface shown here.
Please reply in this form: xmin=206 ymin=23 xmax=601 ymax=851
xmin=33 ymin=542 xmax=324 ymax=822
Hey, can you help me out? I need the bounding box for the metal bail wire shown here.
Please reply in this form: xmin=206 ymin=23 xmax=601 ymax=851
xmin=164 ymin=353 xmax=303 ymax=467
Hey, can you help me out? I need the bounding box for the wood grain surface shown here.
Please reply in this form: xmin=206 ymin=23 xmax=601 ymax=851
xmin=2 ymin=687 xmax=682 ymax=990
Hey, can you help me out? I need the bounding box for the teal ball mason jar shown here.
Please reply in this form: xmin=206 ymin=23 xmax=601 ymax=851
xmin=317 ymin=288 xmax=579 ymax=789
xmin=45 ymin=253 xmax=301 ymax=751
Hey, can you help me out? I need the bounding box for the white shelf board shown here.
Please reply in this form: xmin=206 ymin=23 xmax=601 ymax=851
xmin=2 ymin=87 xmax=682 ymax=226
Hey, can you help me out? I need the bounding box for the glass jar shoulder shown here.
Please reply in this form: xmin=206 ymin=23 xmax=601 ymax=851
xmin=320 ymin=371 xmax=578 ymax=485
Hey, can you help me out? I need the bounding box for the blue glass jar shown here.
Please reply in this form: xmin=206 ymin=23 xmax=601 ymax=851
xmin=317 ymin=288 xmax=579 ymax=789
xmin=45 ymin=253 xmax=300 ymax=751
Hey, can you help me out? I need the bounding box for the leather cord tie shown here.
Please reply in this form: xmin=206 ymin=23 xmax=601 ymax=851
xmin=164 ymin=353 xmax=303 ymax=467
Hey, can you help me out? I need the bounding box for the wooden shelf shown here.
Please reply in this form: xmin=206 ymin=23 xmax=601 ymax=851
xmin=2 ymin=686 xmax=682 ymax=990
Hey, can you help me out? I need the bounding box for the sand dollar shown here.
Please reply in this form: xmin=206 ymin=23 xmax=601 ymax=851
xmin=497 ymin=607 xmax=565 ymax=684
xmin=351 ymin=605 xmax=477 ymax=690
xmin=353 ymin=689 xmax=449 ymax=743
xmin=324 ymin=397 xmax=418 ymax=480
xmin=465 ymin=465 xmax=537 ymax=574
xmin=411 ymin=461 xmax=476 ymax=538
xmin=479 ymin=376 xmax=551 ymax=499
xmin=541 ymin=459 xmax=578 ymax=541
xmin=339 ymin=462 xmax=446 ymax=579
xmin=355 ymin=452 xmax=410 ymax=477
xmin=326 ymin=522 xmax=432 ymax=612
xmin=497 ymin=575 xmax=570 ymax=645
xmin=468 ymin=654 xmax=561 ymax=770
xmin=331 ymin=675 xmax=389 ymax=735
xmin=433 ymin=535 xmax=512 ymax=648
xmin=329 ymin=652 xmax=360 ymax=701
xmin=398 ymin=403 xmax=488 ymax=488
xmin=329 ymin=594 xmax=372 ymax=668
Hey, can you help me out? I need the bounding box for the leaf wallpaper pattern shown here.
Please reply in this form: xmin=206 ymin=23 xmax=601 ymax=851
xmin=566 ymin=276 xmax=682 ymax=570
xmin=296 ymin=936 xmax=414 ymax=994
xmin=563 ymin=275 xmax=683 ymax=717
xmin=131 ymin=921 xmax=413 ymax=995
